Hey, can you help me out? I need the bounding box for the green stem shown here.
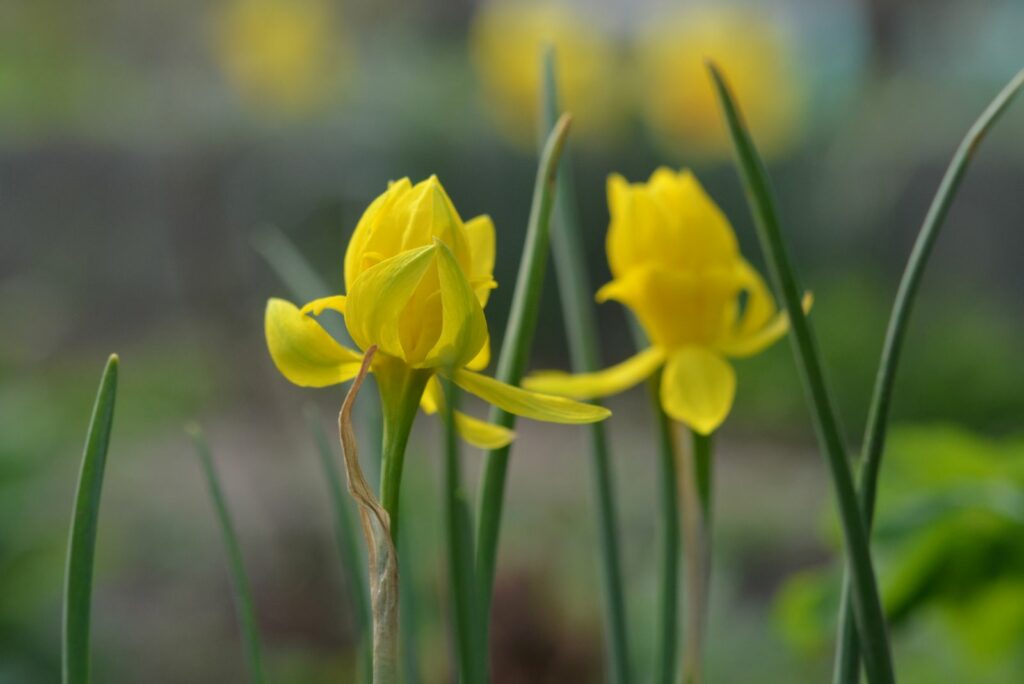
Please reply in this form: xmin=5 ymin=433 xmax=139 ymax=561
xmin=442 ymin=377 xmax=486 ymax=683
xmin=707 ymin=62 xmax=896 ymax=684
xmin=188 ymin=424 xmax=267 ymax=684
xmin=648 ymin=371 xmax=680 ymax=684
xmin=63 ymin=354 xmax=118 ymax=684
xmin=542 ymin=47 xmax=632 ymax=684
xmin=681 ymin=431 xmax=713 ymax=684
xmin=475 ymin=115 xmax=573 ymax=642
xmin=832 ymin=67 xmax=1024 ymax=684
xmin=305 ymin=405 xmax=372 ymax=683
xmin=375 ymin=358 xmax=430 ymax=544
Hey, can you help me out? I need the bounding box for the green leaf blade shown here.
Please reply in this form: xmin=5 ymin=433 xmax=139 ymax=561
xmin=63 ymin=353 xmax=119 ymax=684
xmin=706 ymin=62 xmax=896 ymax=684
xmin=834 ymin=67 xmax=1024 ymax=684
xmin=188 ymin=425 xmax=267 ymax=684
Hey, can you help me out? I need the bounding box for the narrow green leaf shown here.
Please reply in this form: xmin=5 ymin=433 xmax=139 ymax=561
xmin=706 ymin=62 xmax=896 ymax=684
xmin=833 ymin=67 xmax=1024 ymax=684
xmin=542 ymin=47 xmax=632 ymax=684
xmin=304 ymin=404 xmax=372 ymax=683
xmin=475 ymin=112 xmax=573 ymax=636
xmin=442 ymin=377 xmax=486 ymax=683
xmin=63 ymin=353 xmax=119 ymax=684
xmin=187 ymin=424 xmax=267 ymax=684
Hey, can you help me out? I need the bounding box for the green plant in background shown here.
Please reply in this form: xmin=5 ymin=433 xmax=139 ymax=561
xmin=62 ymin=354 xmax=118 ymax=684
xmin=777 ymin=425 xmax=1024 ymax=682
xmin=187 ymin=425 xmax=267 ymax=684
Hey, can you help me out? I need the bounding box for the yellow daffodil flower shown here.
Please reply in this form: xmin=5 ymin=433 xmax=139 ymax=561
xmin=214 ymin=0 xmax=347 ymax=114
xmin=266 ymin=175 xmax=610 ymax=449
xmin=525 ymin=168 xmax=809 ymax=435
xmin=469 ymin=1 xmax=622 ymax=147
xmin=638 ymin=6 xmax=805 ymax=160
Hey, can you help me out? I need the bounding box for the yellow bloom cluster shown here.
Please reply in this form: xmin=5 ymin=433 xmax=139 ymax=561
xmin=266 ymin=176 xmax=609 ymax=448
xmin=469 ymin=1 xmax=804 ymax=158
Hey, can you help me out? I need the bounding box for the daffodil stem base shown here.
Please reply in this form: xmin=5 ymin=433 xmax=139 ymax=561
xmin=682 ymin=430 xmax=713 ymax=684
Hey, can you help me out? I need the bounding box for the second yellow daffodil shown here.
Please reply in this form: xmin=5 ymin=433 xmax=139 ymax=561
xmin=266 ymin=175 xmax=609 ymax=450
xmin=525 ymin=168 xmax=809 ymax=435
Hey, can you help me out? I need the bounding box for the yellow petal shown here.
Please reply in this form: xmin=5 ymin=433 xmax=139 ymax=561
xmin=300 ymin=295 xmax=347 ymax=316
xmin=265 ymin=298 xmax=363 ymax=387
xmin=733 ymin=260 xmax=775 ymax=338
xmin=466 ymin=335 xmax=491 ymax=371
xmin=420 ymin=376 xmax=514 ymax=448
xmin=452 ymin=369 xmax=611 ymax=424
xmin=720 ymin=291 xmax=813 ymax=358
xmin=420 ymin=237 xmax=488 ymax=368
xmin=345 ymin=243 xmax=436 ymax=360
xmin=660 ymin=347 xmax=736 ymax=435
xmin=523 ymin=346 xmax=666 ymax=399
xmin=605 ymin=168 xmax=739 ymax=279
xmin=453 ymin=412 xmax=516 ymax=449
xmin=344 ymin=178 xmax=413 ymax=290
xmin=465 ymin=214 xmax=497 ymax=306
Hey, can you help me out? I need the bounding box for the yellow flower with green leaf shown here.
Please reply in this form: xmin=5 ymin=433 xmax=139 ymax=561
xmin=525 ymin=168 xmax=809 ymax=435
xmin=266 ymin=175 xmax=610 ymax=450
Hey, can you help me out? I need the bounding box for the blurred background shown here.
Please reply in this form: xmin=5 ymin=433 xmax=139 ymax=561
xmin=2 ymin=0 xmax=1024 ymax=681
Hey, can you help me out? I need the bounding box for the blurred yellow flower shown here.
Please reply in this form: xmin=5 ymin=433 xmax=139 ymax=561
xmin=525 ymin=168 xmax=809 ymax=434
xmin=639 ymin=7 xmax=805 ymax=160
xmin=214 ymin=0 xmax=346 ymax=114
xmin=266 ymin=175 xmax=610 ymax=448
xmin=469 ymin=1 xmax=622 ymax=147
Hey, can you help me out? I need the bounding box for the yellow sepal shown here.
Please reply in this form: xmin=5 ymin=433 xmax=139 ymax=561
xmin=452 ymin=369 xmax=610 ymax=425
xmin=265 ymin=298 xmax=363 ymax=387
xmin=523 ymin=346 xmax=666 ymax=399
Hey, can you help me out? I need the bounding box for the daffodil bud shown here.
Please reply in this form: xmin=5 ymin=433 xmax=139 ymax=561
xmin=343 ymin=176 xmax=494 ymax=370
xmin=265 ymin=174 xmax=609 ymax=450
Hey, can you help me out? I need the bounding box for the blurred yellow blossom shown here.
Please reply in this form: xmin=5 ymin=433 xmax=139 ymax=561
xmin=639 ymin=6 xmax=805 ymax=160
xmin=266 ymin=176 xmax=609 ymax=449
xmin=469 ymin=1 xmax=622 ymax=147
xmin=214 ymin=0 xmax=346 ymax=114
xmin=526 ymin=168 xmax=809 ymax=434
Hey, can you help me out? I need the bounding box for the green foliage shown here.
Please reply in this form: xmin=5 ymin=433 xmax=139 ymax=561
xmin=777 ymin=425 xmax=1024 ymax=674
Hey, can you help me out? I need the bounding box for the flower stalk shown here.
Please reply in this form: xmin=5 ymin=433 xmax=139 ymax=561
xmin=441 ymin=376 xmax=486 ymax=683
xmin=339 ymin=348 xmax=400 ymax=684
xmin=682 ymin=430 xmax=713 ymax=684
xmin=648 ymin=369 xmax=680 ymax=684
